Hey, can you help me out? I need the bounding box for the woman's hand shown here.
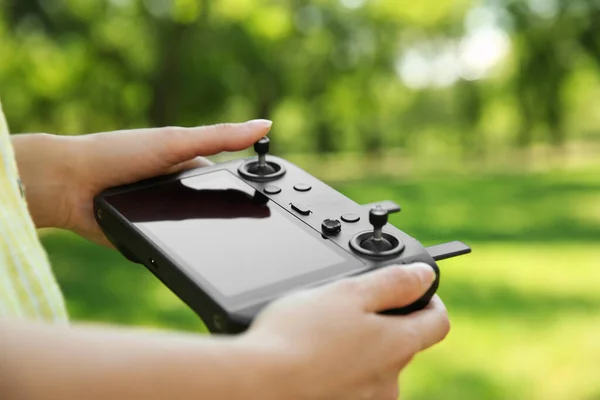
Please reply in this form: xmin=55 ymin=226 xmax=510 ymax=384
xmin=12 ymin=120 xmax=272 ymax=245
xmin=240 ymin=262 xmax=450 ymax=400
xmin=0 ymin=263 xmax=449 ymax=400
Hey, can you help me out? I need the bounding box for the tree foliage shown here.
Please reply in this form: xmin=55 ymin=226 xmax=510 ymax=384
xmin=0 ymin=0 xmax=599 ymax=157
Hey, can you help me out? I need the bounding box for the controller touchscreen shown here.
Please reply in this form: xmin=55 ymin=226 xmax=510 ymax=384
xmin=105 ymin=170 xmax=350 ymax=297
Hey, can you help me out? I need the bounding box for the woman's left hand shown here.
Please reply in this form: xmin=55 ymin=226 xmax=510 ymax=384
xmin=12 ymin=120 xmax=272 ymax=246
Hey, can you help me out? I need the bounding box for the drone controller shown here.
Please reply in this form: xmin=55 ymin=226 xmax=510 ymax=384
xmin=93 ymin=136 xmax=471 ymax=333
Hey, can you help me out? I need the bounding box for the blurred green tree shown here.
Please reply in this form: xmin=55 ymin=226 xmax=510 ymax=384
xmin=0 ymin=0 xmax=599 ymax=158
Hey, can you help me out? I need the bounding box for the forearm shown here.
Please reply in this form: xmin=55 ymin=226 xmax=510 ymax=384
xmin=0 ymin=319 xmax=275 ymax=400
xmin=11 ymin=133 xmax=78 ymax=229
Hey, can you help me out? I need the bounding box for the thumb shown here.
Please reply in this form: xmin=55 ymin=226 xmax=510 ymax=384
xmin=340 ymin=263 xmax=436 ymax=313
xmin=159 ymin=119 xmax=273 ymax=165
xmin=84 ymin=119 xmax=272 ymax=190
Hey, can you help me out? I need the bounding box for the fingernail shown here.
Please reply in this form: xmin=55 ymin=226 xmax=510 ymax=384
xmin=402 ymin=262 xmax=436 ymax=286
xmin=245 ymin=119 xmax=273 ymax=129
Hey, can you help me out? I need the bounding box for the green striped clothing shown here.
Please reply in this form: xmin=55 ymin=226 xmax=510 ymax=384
xmin=0 ymin=100 xmax=68 ymax=323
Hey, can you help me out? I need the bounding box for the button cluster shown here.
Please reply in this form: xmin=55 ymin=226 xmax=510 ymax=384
xmin=264 ymin=183 xmax=312 ymax=196
xmin=264 ymin=182 xmax=363 ymax=238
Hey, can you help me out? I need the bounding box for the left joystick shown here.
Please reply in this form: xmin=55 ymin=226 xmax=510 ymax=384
xmin=238 ymin=136 xmax=286 ymax=181
xmin=254 ymin=136 xmax=270 ymax=161
xmin=247 ymin=137 xmax=277 ymax=176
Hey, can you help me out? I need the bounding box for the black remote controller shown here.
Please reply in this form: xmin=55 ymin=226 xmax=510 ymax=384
xmin=93 ymin=136 xmax=471 ymax=333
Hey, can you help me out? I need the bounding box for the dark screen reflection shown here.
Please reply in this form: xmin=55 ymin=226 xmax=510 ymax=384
xmin=106 ymin=170 xmax=347 ymax=297
xmin=107 ymin=177 xmax=270 ymax=222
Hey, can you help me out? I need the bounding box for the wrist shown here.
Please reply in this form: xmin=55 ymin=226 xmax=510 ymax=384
xmin=161 ymin=334 xmax=292 ymax=400
xmin=227 ymin=333 xmax=303 ymax=400
xmin=11 ymin=133 xmax=80 ymax=230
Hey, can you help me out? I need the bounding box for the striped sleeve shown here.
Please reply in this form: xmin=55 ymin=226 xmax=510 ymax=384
xmin=0 ymin=99 xmax=69 ymax=323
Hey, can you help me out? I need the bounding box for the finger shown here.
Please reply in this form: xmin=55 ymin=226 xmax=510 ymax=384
xmin=85 ymin=120 xmax=270 ymax=188
xmin=163 ymin=156 xmax=213 ymax=175
xmin=334 ymin=263 xmax=436 ymax=313
xmin=389 ymin=295 xmax=450 ymax=353
xmin=160 ymin=119 xmax=272 ymax=165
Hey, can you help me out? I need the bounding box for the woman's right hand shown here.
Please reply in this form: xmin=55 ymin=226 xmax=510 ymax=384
xmin=0 ymin=262 xmax=447 ymax=400
xmin=239 ymin=262 xmax=450 ymax=400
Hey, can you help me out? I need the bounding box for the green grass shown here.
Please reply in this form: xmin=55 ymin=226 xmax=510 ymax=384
xmin=401 ymin=243 xmax=600 ymax=400
xmin=41 ymin=163 xmax=600 ymax=400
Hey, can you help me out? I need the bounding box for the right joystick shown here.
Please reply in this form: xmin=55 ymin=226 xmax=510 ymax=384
xmin=349 ymin=205 xmax=404 ymax=257
xmin=361 ymin=207 xmax=395 ymax=252
xmin=370 ymin=206 xmax=387 ymax=241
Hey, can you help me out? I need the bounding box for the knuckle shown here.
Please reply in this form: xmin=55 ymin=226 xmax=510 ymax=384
xmin=200 ymin=124 xmax=219 ymax=138
xmin=161 ymin=126 xmax=188 ymax=159
xmin=369 ymin=268 xmax=401 ymax=298
xmin=328 ymin=276 xmax=374 ymax=307
xmin=207 ymin=123 xmax=238 ymax=149
xmin=404 ymin=267 xmax=424 ymax=289
xmin=385 ymin=391 xmax=400 ymax=400
xmin=163 ymin=126 xmax=185 ymax=137
xmin=388 ymin=266 xmax=413 ymax=288
xmin=402 ymin=324 xmax=423 ymax=355
xmin=162 ymin=125 xmax=188 ymax=143
xmin=438 ymin=311 xmax=451 ymax=339
xmin=430 ymin=298 xmax=451 ymax=338
xmin=384 ymin=267 xmax=420 ymax=298
xmin=392 ymin=346 xmax=416 ymax=371
xmin=401 ymin=352 xmax=416 ymax=367
xmin=337 ymin=277 xmax=364 ymax=296
xmin=378 ymin=383 xmax=400 ymax=400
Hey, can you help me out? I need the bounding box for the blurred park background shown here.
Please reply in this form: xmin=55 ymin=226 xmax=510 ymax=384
xmin=1 ymin=0 xmax=600 ymax=399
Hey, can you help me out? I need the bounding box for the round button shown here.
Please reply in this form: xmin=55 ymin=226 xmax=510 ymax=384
xmin=294 ymin=183 xmax=312 ymax=192
xmin=264 ymin=185 xmax=282 ymax=195
xmin=341 ymin=213 xmax=360 ymax=223
xmin=321 ymin=218 xmax=341 ymax=235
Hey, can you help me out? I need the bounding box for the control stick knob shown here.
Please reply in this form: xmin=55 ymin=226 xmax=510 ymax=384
xmin=369 ymin=206 xmax=388 ymax=241
xmin=254 ymin=136 xmax=270 ymax=160
xmin=248 ymin=136 xmax=276 ymax=175
xmin=238 ymin=135 xmax=286 ymax=181
xmin=348 ymin=203 xmax=404 ymax=257
xmin=360 ymin=206 xmax=396 ymax=253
